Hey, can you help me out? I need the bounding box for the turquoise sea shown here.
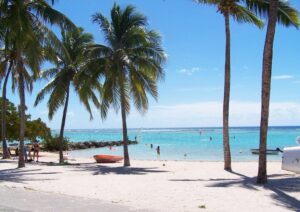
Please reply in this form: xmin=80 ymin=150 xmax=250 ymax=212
xmin=53 ymin=127 xmax=300 ymax=161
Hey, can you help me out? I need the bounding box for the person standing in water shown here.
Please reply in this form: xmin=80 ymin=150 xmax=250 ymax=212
xmin=150 ymin=144 xmax=153 ymax=149
xmin=156 ymin=146 xmax=160 ymax=155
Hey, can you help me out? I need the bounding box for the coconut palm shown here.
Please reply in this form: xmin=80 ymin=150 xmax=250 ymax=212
xmin=0 ymin=0 xmax=74 ymax=168
xmin=0 ymin=7 xmax=10 ymax=158
xmin=246 ymin=0 xmax=299 ymax=184
xmin=89 ymin=3 xmax=166 ymax=166
xmin=35 ymin=27 xmax=101 ymax=164
xmin=194 ymin=0 xmax=263 ymax=170
xmin=0 ymin=9 xmax=14 ymax=159
xmin=0 ymin=46 xmax=14 ymax=159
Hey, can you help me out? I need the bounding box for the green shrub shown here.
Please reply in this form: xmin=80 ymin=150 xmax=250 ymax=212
xmin=42 ymin=135 xmax=69 ymax=151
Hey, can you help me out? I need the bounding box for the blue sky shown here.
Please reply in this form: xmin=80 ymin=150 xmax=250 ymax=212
xmin=7 ymin=0 xmax=300 ymax=129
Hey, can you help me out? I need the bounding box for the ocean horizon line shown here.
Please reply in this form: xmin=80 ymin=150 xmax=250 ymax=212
xmin=52 ymin=125 xmax=300 ymax=131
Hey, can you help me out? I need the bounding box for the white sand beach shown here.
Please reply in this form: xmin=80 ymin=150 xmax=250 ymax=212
xmin=0 ymin=152 xmax=299 ymax=212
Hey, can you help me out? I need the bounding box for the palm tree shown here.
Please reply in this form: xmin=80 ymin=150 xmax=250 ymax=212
xmin=0 ymin=11 xmax=15 ymax=159
xmin=89 ymin=3 xmax=166 ymax=166
xmin=246 ymin=0 xmax=299 ymax=184
xmin=35 ymin=28 xmax=101 ymax=164
xmin=0 ymin=47 xmax=14 ymax=159
xmin=194 ymin=0 xmax=263 ymax=170
xmin=0 ymin=0 xmax=74 ymax=168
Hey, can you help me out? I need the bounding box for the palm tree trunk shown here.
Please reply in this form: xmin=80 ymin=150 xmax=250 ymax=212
xmin=1 ymin=62 xmax=13 ymax=159
xmin=257 ymin=0 xmax=278 ymax=184
xmin=59 ymin=84 xmax=70 ymax=164
xmin=120 ymin=93 xmax=130 ymax=167
xmin=18 ymin=70 xmax=26 ymax=168
xmin=223 ymin=12 xmax=232 ymax=171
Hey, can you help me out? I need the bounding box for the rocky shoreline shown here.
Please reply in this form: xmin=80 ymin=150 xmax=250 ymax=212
xmin=67 ymin=140 xmax=138 ymax=150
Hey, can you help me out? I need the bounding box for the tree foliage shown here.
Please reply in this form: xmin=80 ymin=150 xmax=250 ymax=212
xmin=0 ymin=97 xmax=51 ymax=142
xmin=42 ymin=135 xmax=69 ymax=152
xmin=88 ymin=3 xmax=166 ymax=166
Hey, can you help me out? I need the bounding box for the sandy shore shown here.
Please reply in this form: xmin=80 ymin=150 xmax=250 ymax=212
xmin=0 ymin=152 xmax=299 ymax=212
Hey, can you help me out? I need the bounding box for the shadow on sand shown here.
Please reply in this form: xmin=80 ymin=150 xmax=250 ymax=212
xmin=170 ymin=170 xmax=300 ymax=211
xmin=72 ymin=163 xmax=169 ymax=175
xmin=0 ymin=160 xmax=18 ymax=164
xmin=0 ymin=161 xmax=61 ymax=184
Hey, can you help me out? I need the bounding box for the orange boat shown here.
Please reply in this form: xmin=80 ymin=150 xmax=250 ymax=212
xmin=93 ymin=155 xmax=124 ymax=163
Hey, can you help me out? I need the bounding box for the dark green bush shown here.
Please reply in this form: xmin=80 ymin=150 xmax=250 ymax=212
xmin=42 ymin=135 xmax=69 ymax=151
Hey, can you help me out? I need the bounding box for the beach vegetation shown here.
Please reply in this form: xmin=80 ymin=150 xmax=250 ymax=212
xmin=246 ymin=0 xmax=300 ymax=184
xmin=0 ymin=97 xmax=52 ymax=144
xmin=26 ymin=118 xmax=52 ymax=142
xmin=34 ymin=27 xmax=100 ymax=164
xmin=42 ymin=135 xmax=69 ymax=152
xmin=0 ymin=97 xmax=20 ymax=143
xmin=88 ymin=3 xmax=166 ymax=166
xmin=0 ymin=0 xmax=75 ymax=168
xmin=194 ymin=0 xmax=264 ymax=171
xmin=0 ymin=47 xmax=13 ymax=159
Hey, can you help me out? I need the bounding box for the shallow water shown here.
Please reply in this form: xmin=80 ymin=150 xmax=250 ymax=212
xmin=52 ymin=127 xmax=300 ymax=161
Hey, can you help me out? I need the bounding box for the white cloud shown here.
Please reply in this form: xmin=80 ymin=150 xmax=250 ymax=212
xmin=43 ymin=101 xmax=300 ymax=129
xmin=178 ymin=67 xmax=201 ymax=76
xmin=273 ymin=75 xmax=294 ymax=80
xmin=125 ymin=101 xmax=300 ymax=128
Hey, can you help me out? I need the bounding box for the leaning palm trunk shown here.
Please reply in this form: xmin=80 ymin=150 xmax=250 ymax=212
xmin=1 ymin=63 xmax=12 ymax=159
xmin=59 ymin=84 xmax=70 ymax=164
xmin=223 ymin=12 xmax=232 ymax=171
xmin=257 ymin=0 xmax=278 ymax=184
xmin=18 ymin=71 xmax=26 ymax=168
xmin=121 ymin=94 xmax=130 ymax=167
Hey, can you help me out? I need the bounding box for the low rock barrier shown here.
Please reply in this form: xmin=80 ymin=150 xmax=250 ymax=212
xmin=68 ymin=140 xmax=138 ymax=150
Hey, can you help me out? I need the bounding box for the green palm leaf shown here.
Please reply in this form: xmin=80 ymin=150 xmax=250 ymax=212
xmin=244 ymin=0 xmax=300 ymax=27
xmin=89 ymin=3 xmax=166 ymax=166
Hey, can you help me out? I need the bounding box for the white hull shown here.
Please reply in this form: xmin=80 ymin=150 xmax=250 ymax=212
xmin=282 ymin=146 xmax=300 ymax=174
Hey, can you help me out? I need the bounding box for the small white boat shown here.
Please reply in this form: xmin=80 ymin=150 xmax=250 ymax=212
xmin=282 ymin=146 xmax=300 ymax=174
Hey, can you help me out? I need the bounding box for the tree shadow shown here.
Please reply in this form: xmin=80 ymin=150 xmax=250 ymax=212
xmin=0 ymin=167 xmax=60 ymax=184
xmin=209 ymin=171 xmax=300 ymax=210
xmin=210 ymin=171 xmax=300 ymax=211
xmin=206 ymin=170 xmax=258 ymax=190
xmin=73 ymin=164 xmax=169 ymax=175
xmin=169 ymin=178 xmax=237 ymax=182
xmin=170 ymin=169 xmax=300 ymax=211
xmin=265 ymin=176 xmax=300 ymax=211
xmin=0 ymin=160 xmax=17 ymax=164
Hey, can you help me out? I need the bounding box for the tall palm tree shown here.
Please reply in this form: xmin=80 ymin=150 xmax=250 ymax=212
xmin=0 ymin=12 xmax=14 ymax=159
xmin=35 ymin=28 xmax=101 ymax=164
xmin=194 ymin=0 xmax=263 ymax=170
xmin=0 ymin=0 xmax=74 ymax=168
xmin=0 ymin=47 xmax=14 ymax=159
xmin=89 ymin=3 xmax=166 ymax=166
xmin=246 ymin=0 xmax=299 ymax=184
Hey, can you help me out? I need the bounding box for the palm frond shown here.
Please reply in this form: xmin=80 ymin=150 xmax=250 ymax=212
xmin=29 ymin=0 xmax=76 ymax=30
xmin=244 ymin=0 xmax=300 ymax=28
xmin=193 ymin=0 xmax=222 ymax=7
xmin=231 ymin=4 xmax=264 ymax=28
xmin=34 ymin=76 xmax=57 ymax=106
xmin=92 ymin=13 xmax=114 ymax=45
xmin=90 ymin=3 xmax=166 ymax=118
